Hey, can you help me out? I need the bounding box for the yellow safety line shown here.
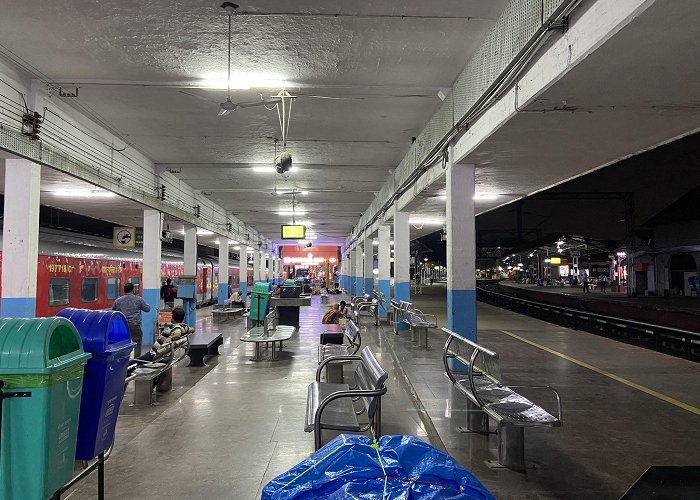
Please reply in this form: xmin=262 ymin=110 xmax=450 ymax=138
xmin=500 ymin=330 xmax=700 ymax=417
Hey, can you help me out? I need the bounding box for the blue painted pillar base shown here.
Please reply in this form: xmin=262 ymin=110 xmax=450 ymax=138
xmin=394 ymin=281 xmax=410 ymax=303
xmin=447 ymin=289 xmax=477 ymax=341
xmin=378 ymin=280 xmax=391 ymax=319
xmin=0 ymin=297 xmax=36 ymax=318
xmin=364 ymin=278 xmax=374 ymax=295
xmin=141 ymin=288 xmax=159 ymax=344
xmin=240 ymin=283 xmax=248 ymax=304
xmin=218 ymin=283 xmax=229 ymax=304
xmin=394 ymin=281 xmax=411 ymax=330
xmin=182 ymin=298 xmax=196 ymax=328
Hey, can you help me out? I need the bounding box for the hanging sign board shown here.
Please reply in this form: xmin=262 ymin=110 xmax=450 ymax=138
xmin=281 ymin=225 xmax=306 ymax=239
xmin=113 ymin=226 xmax=136 ymax=248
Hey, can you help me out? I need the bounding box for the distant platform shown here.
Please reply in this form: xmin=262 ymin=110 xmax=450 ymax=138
xmin=497 ymin=281 xmax=700 ymax=333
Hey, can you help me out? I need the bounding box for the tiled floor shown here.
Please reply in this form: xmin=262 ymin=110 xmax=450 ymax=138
xmin=64 ymin=288 xmax=700 ymax=499
xmin=65 ymin=295 xmax=436 ymax=499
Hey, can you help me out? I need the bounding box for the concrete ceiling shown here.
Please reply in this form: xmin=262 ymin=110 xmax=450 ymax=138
xmin=403 ymin=0 xmax=700 ymax=242
xmin=0 ymin=0 xmax=510 ymax=246
xmin=1 ymin=0 xmax=698 ymax=250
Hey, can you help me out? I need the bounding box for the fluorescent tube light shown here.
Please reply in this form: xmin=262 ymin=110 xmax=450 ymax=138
xmin=277 ymin=210 xmax=307 ymax=216
xmin=409 ymin=217 xmax=444 ymax=225
xmin=52 ymin=189 xmax=115 ymax=198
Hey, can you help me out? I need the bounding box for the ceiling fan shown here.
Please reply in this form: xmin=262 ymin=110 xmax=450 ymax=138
xmin=207 ymin=2 xmax=282 ymax=116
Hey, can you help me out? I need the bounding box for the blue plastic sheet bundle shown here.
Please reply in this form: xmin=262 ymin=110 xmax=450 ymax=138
xmin=262 ymin=434 xmax=494 ymax=499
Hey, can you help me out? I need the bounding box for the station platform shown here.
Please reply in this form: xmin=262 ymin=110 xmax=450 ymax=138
xmin=497 ymin=281 xmax=700 ymax=333
xmin=65 ymin=288 xmax=700 ymax=499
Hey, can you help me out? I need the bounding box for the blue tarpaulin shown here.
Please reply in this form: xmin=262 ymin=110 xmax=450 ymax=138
xmin=262 ymin=434 xmax=495 ymax=499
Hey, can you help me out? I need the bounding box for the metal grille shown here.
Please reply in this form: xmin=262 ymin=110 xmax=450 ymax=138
xmin=415 ymin=94 xmax=453 ymax=166
xmin=544 ymin=0 xmax=566 ymax=19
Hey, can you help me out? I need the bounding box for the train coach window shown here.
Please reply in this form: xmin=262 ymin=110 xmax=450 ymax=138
xmin=81 ymin=277 xmax=99 ymax=303
xmin=129 ymin=277 xmax=140 ymax=293
xmin=107 ymin=277 xmax=121 ymax=300
xmin=48 ymin=278 xmax=70 ymax=307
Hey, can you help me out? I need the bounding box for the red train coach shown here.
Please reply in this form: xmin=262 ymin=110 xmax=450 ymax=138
xmin=0 ymin=232 xmax=252 ymax=317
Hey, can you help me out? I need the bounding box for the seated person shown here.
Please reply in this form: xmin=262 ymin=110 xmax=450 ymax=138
xmin=151 ymin=306 xmax=194 ymax=356
xmin=321 ymin=301 xmax=351 ymax=324
xmin=134 ymin=306 xmax=194 ymax=362
xmin=338 ymin=300 xmax=350 ymax=318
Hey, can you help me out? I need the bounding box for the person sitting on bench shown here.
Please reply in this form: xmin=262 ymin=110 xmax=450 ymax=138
xmin=151 ymin=306 xmax=194 ymax=357
xmin=135 ymin=306 xmax=193 ymax=362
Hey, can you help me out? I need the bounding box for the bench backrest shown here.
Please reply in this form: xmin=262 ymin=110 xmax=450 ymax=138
xmin=354 ymin=346 xmax=388 ymax=420
xmin=442 ymin=328 xmax=502 ymax=387
xmin=344 ymin=320 xmax=361 ymax=354
xmin=263 ymin=309 xmax=278 ymax=335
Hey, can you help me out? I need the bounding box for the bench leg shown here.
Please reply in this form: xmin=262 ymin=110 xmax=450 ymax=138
xmin=467 ymin=400 xmax=489 ymax=433
xmin=498 ymin=423 xmax=525 ymax=471
xmin=155 ymin=368 xmax=172 ymax=393
xmin=208 ymin=339 xmax=222 ymax=356
xmin=133 ymin=379 xmax=154 ymax=406
xmin=188 ymin=348 xmax=207 ymax=367
xmin=416 ymin=327 xmax=428 ymax=348
xmin=251 ymin=343 xmax=262 ymax=361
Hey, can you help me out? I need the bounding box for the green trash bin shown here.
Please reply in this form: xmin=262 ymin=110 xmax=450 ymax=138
xmin=0 ymin=317 xmax=91 ymax=500
xmin=249 ymin=282 xmax=272 ymax=322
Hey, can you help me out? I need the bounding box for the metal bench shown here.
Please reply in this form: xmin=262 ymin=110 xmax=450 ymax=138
xmin=353 ymin=293 xmax=379 ymax=327
xmin=212 ymin=303 xmax=244 ymax=322
xmin=373 ymin=290 xmax=388 ymax=323
xmin=126 ymin=335 xmax=190 ymax=406
xmin=404 ymin=309 xmax=438 ymax=348
xmin=318 ymin=320 xmax=362 ymax=383
xmin=390 ymin=300 xmax=412 ymax=334
xmin=187 ymin=332 xmax=224 ymax=366
xmin=305 ymin=346 xmax=388 ymax=450
xmin=240 ymin=309 xmax=295 ymax=361
xmin=442 ymin=328 xmax=563 ymax=470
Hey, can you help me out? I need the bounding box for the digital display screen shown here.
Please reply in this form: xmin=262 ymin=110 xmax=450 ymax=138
xmin=549 ymin=257 xmax=561 ymax=265
xmin=281 ymin=225 xmax=306 ymax=239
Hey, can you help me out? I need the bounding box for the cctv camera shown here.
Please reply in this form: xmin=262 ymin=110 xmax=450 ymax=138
xmin=274 ymin=152 xmax=292 ymax=174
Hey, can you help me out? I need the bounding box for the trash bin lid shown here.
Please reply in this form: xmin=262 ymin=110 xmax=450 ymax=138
xmin=252 ymin=282 xmax=272 ymax=295
xmin=56 ymin=308 xmax=133 ymax=354
xmin=0 ymin=317 xmax=90 ymax=374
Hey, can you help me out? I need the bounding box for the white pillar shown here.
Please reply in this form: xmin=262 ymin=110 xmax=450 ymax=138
xmin=253 ymin=249 xmax=261 ymax=283
xmin=142 ymin=209 xmax=162 ymax=344
xmin=447 ymin=159 xmax=477 ymax=341
xmin=364 ymin=236 xmax=374 ymax=294
xmin=348 ymin=248 xmax=356 ymax=296
xmin=266 ymin=254 xmax=272 ymax=282
xmin=378 ymin=225 xmax=391 ymax=319
xmin=354 ymin=245 xmax=364 ymax=296
xmin=277 ymin=257 xmax=282 ymax=284
xmin=239 ymin=245 xmax=249 ymax=301
xmin=393 ymin=210 xmax=410 ymax=303
xmin=1 ymin=159 xmax=40 ymax=318
xmin=184 ymin=227 xmax=197 ymax=276
xmin=218 ymin=238 xmax=229 ymax=304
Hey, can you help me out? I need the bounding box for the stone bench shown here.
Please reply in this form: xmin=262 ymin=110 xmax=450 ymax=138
xmin=187 ymin=332 xmax=224 ymax=366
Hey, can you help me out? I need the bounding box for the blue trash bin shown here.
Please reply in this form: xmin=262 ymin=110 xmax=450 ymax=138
xmin=56 ymin=308 xmax=135 ymax=460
